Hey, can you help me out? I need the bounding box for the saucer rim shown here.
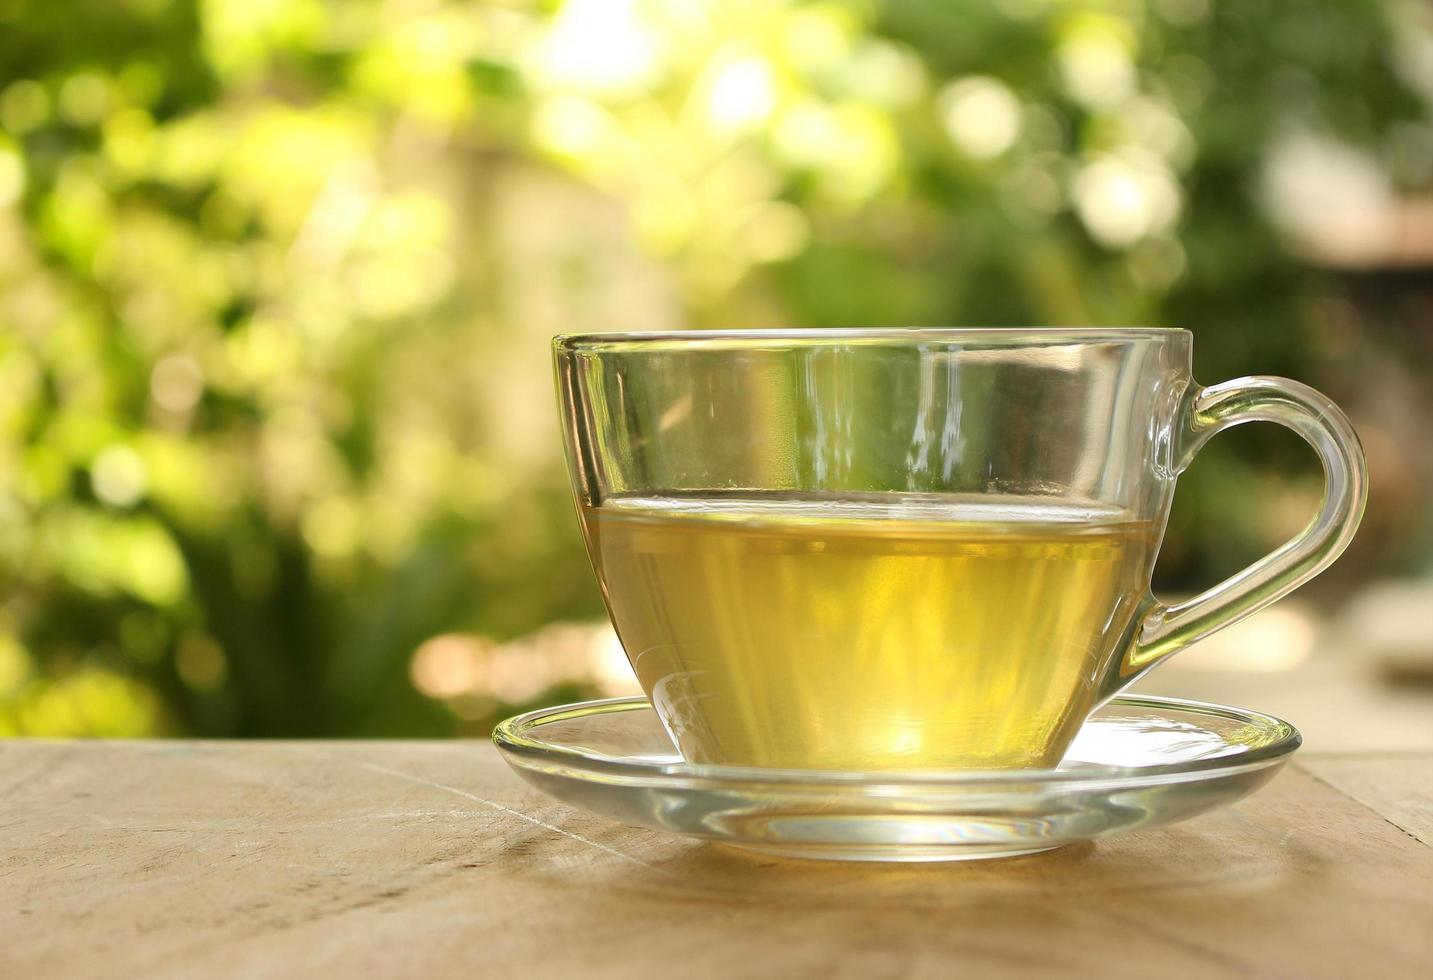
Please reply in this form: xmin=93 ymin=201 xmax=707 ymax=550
xmin=492 ymin=694 xmax=1301 ymax=788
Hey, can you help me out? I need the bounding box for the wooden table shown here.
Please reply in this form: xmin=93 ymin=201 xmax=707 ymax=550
xmin=3 ymin=742 xmax=1430 ymax=978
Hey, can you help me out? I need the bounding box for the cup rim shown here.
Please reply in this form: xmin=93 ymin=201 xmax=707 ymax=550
xmin=554 ymin=327 xmax=1191 ymax=351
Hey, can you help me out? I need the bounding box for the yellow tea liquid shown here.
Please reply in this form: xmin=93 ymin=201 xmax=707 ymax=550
xmin=583 ymin=494 xmax=1158 ymax=770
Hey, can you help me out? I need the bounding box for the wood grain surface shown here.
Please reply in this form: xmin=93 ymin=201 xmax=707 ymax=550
xmin=2 ymin=741 xmax=1430 ymax=979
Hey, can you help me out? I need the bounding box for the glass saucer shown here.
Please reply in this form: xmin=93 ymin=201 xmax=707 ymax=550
xmin=492 ymin=695 xmax=1300 ymax=862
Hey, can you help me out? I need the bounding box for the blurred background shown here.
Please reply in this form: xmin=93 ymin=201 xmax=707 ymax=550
xmin=0 ymin=0 xmax=1429 ymax=743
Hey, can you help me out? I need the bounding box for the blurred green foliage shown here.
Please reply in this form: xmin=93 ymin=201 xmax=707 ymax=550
xmin=0 ymin=0 xmax=1427 ymax=736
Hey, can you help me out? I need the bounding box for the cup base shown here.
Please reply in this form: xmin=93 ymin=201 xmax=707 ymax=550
xmin=727 ymin=841 xmax=1063 ymax=863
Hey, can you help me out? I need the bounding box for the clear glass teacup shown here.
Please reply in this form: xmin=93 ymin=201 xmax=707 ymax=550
xmin=555 ymin=329 xmax=1365 ymax=771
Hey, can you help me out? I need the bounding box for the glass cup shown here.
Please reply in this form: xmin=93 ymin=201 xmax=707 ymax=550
xmin=554 ymin=329 xmax=1365 ymax=771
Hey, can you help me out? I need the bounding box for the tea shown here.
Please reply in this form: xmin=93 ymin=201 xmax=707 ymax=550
xmin=583 ymin=494 xmax=1158 ymax=770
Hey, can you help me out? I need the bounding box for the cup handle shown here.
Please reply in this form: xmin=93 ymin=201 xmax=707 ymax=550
xmin=1108 ymin=376 xmax=1368 ymax=692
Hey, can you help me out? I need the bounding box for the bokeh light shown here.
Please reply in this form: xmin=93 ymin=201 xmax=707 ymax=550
xmin=0 ymin=0 xmax=1429 ymax=738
